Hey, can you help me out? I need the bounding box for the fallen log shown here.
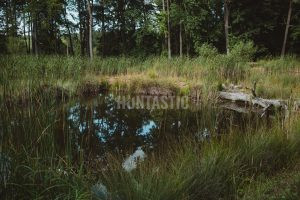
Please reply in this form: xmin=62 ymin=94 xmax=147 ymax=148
xmin=219 ymin=92 xmax=287 ymax=108
xmin=220 ymin=102 xmax=261 ymax=114
xmin=219 ymin=91 xmax=288 ymax=116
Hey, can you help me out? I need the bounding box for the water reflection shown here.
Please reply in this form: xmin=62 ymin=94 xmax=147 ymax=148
xmin=60 ymin=94 xmax=265 ymax=161
xmin=1 ymin=93 xmax=270 ymax=164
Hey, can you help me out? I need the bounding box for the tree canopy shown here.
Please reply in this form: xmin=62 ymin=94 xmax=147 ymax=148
xmin=0 ymin=0 xmax=299 ymax=57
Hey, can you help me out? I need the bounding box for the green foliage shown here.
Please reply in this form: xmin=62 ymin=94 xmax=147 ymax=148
xmin=194 ymin=40 xmax=256 ymax=81
xmin=215 ymin=40 xmax=256 ymax=81
xmin=230 ymin=40 xmax=257 ymax=62
xmin=1 ymin=0 xmax=300 ymax=56
xmin=195 ymin=43 xmax=218 ymax=58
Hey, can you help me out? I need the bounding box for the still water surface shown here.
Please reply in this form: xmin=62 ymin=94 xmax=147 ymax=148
xmin=1 ymin=93 xmax=268 ymax=165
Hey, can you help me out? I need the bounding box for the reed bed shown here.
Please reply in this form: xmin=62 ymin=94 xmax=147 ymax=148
xmin=1 ymin=55 xmax=300 ymax=101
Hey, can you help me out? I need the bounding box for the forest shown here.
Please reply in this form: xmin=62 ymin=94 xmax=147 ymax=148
xmin=0 ymin=0 xmax=300 ymax=57
xmin=1 ymin=0 xmax=300 ymax=200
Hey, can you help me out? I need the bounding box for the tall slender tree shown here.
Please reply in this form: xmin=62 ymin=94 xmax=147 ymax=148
xmin=224 ymin=0 xmax=230 ymax=55
xmin=63 ymin=3 xmax=74 ymax=55
xmin=179 ymin=20 xmax=183 ymax=58
xmin=281 ymin=0 xmax=299 ymax=57
xmin=87 ymin=0 xmax=93 ymax=60
xmin=167 ymin=0 xmax=171 ymax=59
xmin=162 ymin=0 xmax=168 ymax=52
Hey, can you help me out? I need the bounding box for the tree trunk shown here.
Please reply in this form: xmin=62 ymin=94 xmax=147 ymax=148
xmin=167 ymin=0 xmax=171 ymax=59
xmin=118 ymin=0 xmax=126 ymax=53
xmin=5 ymin=1 xmax=9 ymax=35
xmin=63 ymin=5 xmax=74 ymax=55
xmin=28 ymin=15 xmax=31 ymax=54
xmin=77 ymin=0 xmax=85 ymax=56
xmin=87 ymin=0 xmax=93 ymax=60
xmin=32 ymin=14 xmax=38 ymax=56
xmin=13 ymin=1 xmax=17 ymax=37
xmin=281 ymin=0 xmax=293 ymax=58
xmin=162 ymin=0 xmax=167 ymax=52
xmin=23 ymin=6 xmax=28 ymax=53
xmin=179 ymin=21 xmax=183 ymax=58
xmin=101 ymin=2 xmax=105 ymax=56
xmin=224 ymin=0 xmax=230 ymax=55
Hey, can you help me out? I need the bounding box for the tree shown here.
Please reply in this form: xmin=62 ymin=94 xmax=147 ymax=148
xmin=0 ymin=0 xmax=299 ymax=57
xmin=76 ymin=0 xmax=87 ymax=56
xmin=87 ymin=0 xmax=93 ymax=60
xmin=167 ymin=0 xmax=171 ymax=59
xmin=63 ymin=1 xmax=74 ymax=56
xmin=162 ymin=0 xmax=168 ymax=53
xmin=170 ymin=0 xmax=185 ymax=58
xmin=224 ymin=0 xmax=230 ymax=55
xmin=229 ymin=0 xmax=294 ymax=56
xmin=281 ymin=0 xmax=299 ymax=57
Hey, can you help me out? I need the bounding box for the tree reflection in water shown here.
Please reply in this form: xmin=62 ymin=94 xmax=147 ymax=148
xmin=58 ymin=93 xmax=264 ymax=164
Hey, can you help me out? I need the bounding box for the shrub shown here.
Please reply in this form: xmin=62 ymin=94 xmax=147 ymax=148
xmin=195 ymin=43 xmax=218 ymax=59
xmin=215 ymin=41 xmax=256 ymax=81
xmin=230 ymin=40 xmax=257 ymax=62
xmin=195 ymin=41 xmax=256 ymax=81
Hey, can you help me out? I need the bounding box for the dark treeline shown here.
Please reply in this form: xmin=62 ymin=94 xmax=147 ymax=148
xmin=0 ymin=0 xmax=300 ymax=57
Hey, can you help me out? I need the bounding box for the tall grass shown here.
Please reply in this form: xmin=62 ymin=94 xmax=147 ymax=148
xmin=94 ymin=123 xmax=300 ymax=200
xmin=1 ymin=53 xmax=300 ymax=100
xmin=258 ymin=55 xmax=300 ymax=71
xmin=1 ymin=100 xmax=92 ymax=199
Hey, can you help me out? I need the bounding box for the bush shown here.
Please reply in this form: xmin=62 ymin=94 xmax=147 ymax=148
xmin=195 ymin=41 xmax=256 ymax=81
xmin=196 ymin=43 xmax=218 ymax=59
xmin=230 ymin=40 xmax=257 ymax=62
xmin=215 ymin=41 xmax=256 ymax=81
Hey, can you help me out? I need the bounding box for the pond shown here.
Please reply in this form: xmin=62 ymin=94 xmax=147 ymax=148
xmin=1 ymin=92 xmax=270 ymax=168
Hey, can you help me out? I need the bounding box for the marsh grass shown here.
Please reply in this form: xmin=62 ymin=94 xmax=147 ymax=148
xmin=258 ymin=56 xmax=300 ymax=71
xmin=1 ymin=101 xmax=92 ymax=199
xmin=1 ymin=54 xmax=300 ymax=101
xmin=93 ymin=122 xmax=300 ymax=200
xmin=240 ymin=161 xmax=300 ymax=200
